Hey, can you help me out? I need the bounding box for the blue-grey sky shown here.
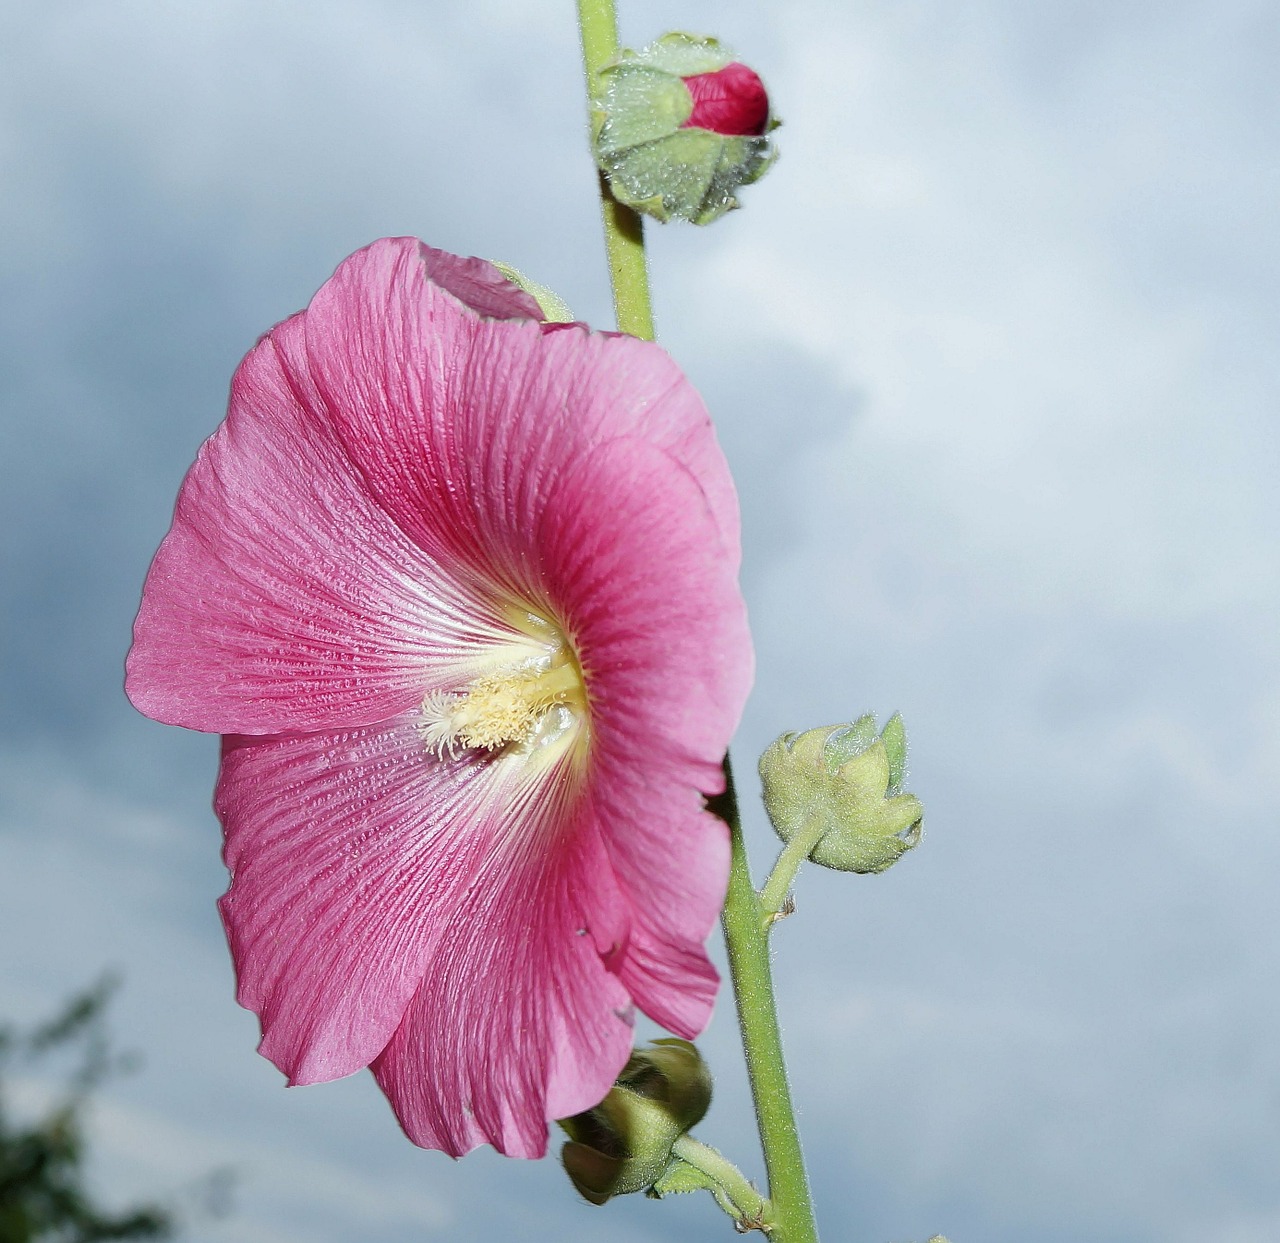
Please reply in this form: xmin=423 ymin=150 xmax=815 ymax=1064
xmin=2 ymin=2 xmax=1277 ymax=1241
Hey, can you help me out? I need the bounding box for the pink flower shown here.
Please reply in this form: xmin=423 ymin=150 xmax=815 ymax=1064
xmin=125 ymin=238 xmax=752 ymax=1158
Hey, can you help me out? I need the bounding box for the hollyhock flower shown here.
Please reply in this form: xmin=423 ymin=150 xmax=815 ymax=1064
xmin=125 ymin=237 xmax=752 ymax=1158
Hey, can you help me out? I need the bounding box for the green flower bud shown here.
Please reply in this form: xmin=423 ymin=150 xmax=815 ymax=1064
xmin=591 ymin=32 xmax=779 ymax=225
xmin=759 ymin=713 xmax=924 ymax=874
xmin=560 ymin=1039 xmax=712 ymax=1206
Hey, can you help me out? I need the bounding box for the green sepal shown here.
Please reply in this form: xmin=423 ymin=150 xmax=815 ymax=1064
xmin=823 ymin=712 xmax=879 ymax=768
xmin=648 ymin=1157 xmax=737 ymax=1216
xmin=650 ymin=1157 xmax=713 ymax=1196
xmin=881 ymin=711 xmax=908 ymax=794
xmin=595 ymin=65 xmax=693 ymax=155
xmin=487 ymin=260 xmax=575 ymax=323
xmin=631 ymin=30 xmax=731 ymax=78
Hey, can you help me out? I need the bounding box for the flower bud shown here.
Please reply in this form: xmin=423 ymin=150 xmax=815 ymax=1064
xmin=591 ymin=32 xmax=779 ymax=225
xmin=759 ymin=713 xmax=924 ymax=874
xmin=560 ymin=1039 xmax=712 ymax=1205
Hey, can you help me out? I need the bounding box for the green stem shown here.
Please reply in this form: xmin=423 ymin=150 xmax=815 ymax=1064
xmin=671 ymin=1134 xmax=772 ymax=1228
xmin=574 ymin=0 xmax=656 ymax=339
xmin=759 ymin=811 xmax=827 ymax=922
xmin=711 ymin=762 xmax=820 ymax=1243
xmin=575 ymin=6 xmax=815 ymax=1238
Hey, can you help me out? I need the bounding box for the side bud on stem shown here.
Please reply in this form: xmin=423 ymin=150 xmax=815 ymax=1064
xmin=591 ymin=32 xmax=779 ymax=225
xmin=560 ymin=1040 xmax=712 ymax=1205
xmin=758 ymin=714 xmax=924 ymax=921
xmin=560 ymin=1040 xmax=771 ymax=1230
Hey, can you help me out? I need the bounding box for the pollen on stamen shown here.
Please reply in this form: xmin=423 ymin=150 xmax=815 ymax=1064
xmin=419 ymin=666 xmax=580 ymax=759
xmin=452 ymin=672 xmax=544 ymax=750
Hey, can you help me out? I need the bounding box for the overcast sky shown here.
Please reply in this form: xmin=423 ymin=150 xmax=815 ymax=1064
xmin=2 ymin=2 xmax=1277 ymax=1242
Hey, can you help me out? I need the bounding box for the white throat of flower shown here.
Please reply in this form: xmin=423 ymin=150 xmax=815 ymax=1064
xmin=419 ymin=611 xmax=587 ymax=765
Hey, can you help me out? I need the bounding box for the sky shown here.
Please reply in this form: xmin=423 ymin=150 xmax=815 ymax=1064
xmin=1 ymin=1 xmax=1277 ymax=1241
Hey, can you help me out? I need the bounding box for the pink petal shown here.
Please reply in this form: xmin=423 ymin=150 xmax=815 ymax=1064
xmin=371 ymin=826 xmax=636 ymax=1158
xmin=301 ymin=239 xmax=742 ymax=578
xmin=125 ymin=241 xmax=537 ymax=736
xmin=213 ymin=437 xmax=747 ymax=1154
xmin=217 ymin=721 xmax=514 ymax=1083
xmin=584 ymin=773 xmax=728 ymax=1037
xmin=534 ymin=437 xmax=751 ymax=1033
xmin=682 ymin=62 xmax=771 ymax=137
xmin=366 ymin=438 xmax=749 ymax=1155
xmin=128 ymin=238 xmax=741 ymax=736
xmin=219 ymin=729 xmax=646 ymax=1157
xmin=125 ymin=314 xmax=526 ymax=735
xmin=536 ymin=436 xmax=752 ymax=778
xmin=415 ymin=243 xmax=545 ymax=322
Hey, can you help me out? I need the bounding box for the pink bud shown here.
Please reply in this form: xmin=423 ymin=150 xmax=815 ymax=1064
xmin=681 ymin=62 xmax=770 ymax=137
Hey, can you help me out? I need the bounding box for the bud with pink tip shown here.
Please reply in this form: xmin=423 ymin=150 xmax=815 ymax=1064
xmin=591 ymin=32 xmax=779 ymax=225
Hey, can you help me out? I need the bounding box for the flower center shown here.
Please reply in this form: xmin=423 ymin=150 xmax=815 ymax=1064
xmin=419 ymin=614 xmax=587 ymax=761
